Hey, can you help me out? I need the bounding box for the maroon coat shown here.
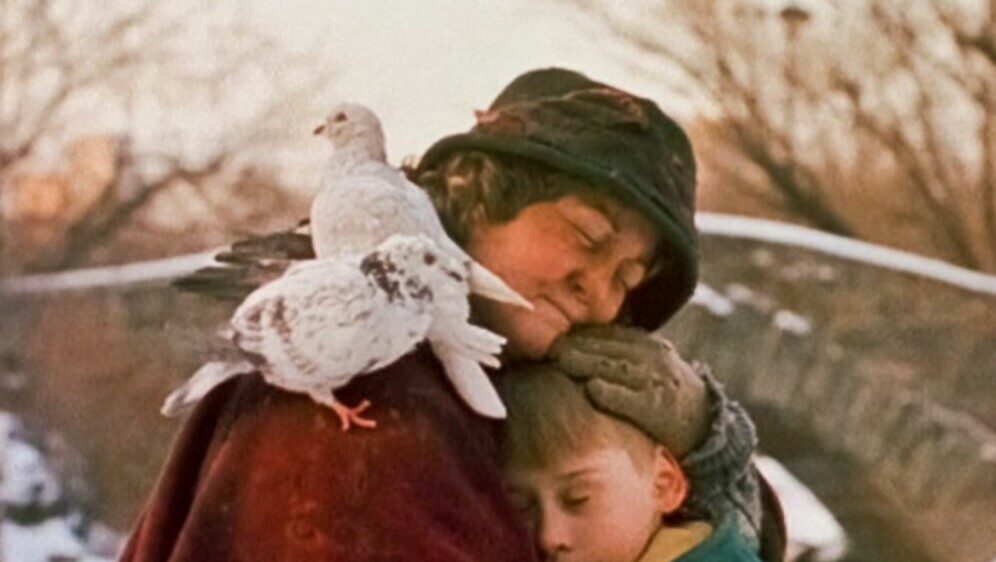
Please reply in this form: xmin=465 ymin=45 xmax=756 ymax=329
xmin=121 ymin=345 xmax=538 ymax=562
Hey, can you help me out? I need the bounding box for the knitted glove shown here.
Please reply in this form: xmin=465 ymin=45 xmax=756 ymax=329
xmin=681 ymin=363 xmax=762 ymax=547
xmin=549 ymin=324 xmax=710 ymax=458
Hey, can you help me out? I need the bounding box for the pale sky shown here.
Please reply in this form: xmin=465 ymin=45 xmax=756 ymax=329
xmin=245 ymin=0 xmax=686 ymax=161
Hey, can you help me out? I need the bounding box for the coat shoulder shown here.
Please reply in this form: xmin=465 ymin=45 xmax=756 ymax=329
xmin=122 ymin=347 xmax=532 ymax=562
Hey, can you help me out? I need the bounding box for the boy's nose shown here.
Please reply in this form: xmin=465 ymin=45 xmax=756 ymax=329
xmin=537 ymin=509 xmax=573 ymax=555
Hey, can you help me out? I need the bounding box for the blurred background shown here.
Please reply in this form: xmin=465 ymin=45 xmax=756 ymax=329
xmin=0 ymin=0 xmax=994 ymax=560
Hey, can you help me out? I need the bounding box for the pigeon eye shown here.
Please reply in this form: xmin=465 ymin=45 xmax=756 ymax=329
xmin=333 ymin=112 xmax=348 ymax=123
xmin=423 ymin=253 xmax=437 ymax=265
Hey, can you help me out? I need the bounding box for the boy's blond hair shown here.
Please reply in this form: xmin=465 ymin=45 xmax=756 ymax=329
xmin=497 ymin=364 xmax=659 ymax=472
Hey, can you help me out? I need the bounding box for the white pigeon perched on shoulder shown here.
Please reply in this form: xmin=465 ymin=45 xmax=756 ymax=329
xmin=309 ymin=102 xmax=532 ymax=311
xmin=161 ymin=234 xmax=509 ymax=429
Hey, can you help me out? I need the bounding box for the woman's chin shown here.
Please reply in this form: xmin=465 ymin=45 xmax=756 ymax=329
xmin=473 ymin=298 xmax=565 ymax=361
xmin=503 ymin=328 xmax=560 ymax=361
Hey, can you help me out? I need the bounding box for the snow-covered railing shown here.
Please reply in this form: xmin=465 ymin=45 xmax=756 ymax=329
xmin=3 ymin=214 xmax=996 ymax=296
xmin=1 ymin=249 xmax=220 ymax=295
xmin=696 ymin=213 xmax=996 ymax=295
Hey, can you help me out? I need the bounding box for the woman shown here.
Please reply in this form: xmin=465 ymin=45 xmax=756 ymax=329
xmin=121 ymin=68 xmax=782 ymax=562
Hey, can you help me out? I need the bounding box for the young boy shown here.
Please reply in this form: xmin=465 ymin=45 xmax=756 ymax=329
xmin=499 ymin=345 xmax=763 ymax=562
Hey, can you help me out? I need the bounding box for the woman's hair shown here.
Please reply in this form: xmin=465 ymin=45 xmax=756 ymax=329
xmin=497 ymin=364 xmax=657 ymax=472
xmin=405 ymin=150 xmax=598 ymax=245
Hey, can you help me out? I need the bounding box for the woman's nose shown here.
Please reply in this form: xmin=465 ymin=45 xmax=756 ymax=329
xmin=567 ymin=265 xmax=623 ymax=324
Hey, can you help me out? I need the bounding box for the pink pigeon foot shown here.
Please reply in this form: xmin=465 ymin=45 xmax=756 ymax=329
xmin=332 ymin=399 xmax=377 ymax=431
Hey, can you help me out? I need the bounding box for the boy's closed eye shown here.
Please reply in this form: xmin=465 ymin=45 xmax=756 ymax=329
xmin=557 ymin=475 xmax=602 ymax=511
xmin=559 ymin=489 xmax=591 ymax=510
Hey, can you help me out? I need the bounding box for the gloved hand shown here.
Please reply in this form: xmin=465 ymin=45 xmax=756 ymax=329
xmin=549 ymin=324 xmax=764 ymax=547
xmin=548 ymin=324 xmax=710 ymax=459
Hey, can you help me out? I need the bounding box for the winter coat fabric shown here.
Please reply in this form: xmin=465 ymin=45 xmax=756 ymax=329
xmin=119 ymin=345 xmax=538 ymax=562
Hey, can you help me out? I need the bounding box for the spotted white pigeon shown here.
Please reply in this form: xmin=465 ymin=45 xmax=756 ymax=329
xmin=162 ymin=234 xmax=508 ymax=429
xmin=309 ymin=102 xmax=532 ymax=310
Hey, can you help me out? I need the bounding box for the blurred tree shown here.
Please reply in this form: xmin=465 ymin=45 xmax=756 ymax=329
xmin=0 ymin=0 xmax=333 ymax=273
xmin=570 ymin=0 xmax=996 ymax=272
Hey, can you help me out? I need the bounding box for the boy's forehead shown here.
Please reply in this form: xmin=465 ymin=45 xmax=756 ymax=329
xmin=509 ymin=445 xmax=645 ymax=484
xmin=507 ymin=413 xmax=656 ymax=467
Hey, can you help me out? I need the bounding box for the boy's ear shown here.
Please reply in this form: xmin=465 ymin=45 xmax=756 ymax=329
xmin=651 ymin=445 xmax=688 ymax=515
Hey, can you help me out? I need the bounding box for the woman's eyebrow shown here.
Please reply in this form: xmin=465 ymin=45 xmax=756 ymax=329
xmin=575 ymin=198 xmax=621 ymax=234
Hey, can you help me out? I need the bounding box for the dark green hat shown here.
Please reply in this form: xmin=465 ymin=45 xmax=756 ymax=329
xmin=417 ymin=67 xmax=698 ymax=329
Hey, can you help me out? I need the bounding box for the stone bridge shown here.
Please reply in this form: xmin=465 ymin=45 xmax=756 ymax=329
xmin=661 ymin=234 xmax=996 ymax=562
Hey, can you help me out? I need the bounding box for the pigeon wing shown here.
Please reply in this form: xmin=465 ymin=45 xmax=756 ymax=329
xmin=161 ymin=359 xmax=256 ymax=417
xmin=230 ymin=258 xmax=434 ymax=399
xmin=172 ymin=223 xmax=314 ymax=301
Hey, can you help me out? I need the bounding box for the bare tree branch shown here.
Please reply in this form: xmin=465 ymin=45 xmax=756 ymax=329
xmin=39 ymin=153 xmax=231 ymax=271
xmin=568 ymin=0 xmax=996 ymax=271
xmin=0 ymin=0 xmax=340 ymax=274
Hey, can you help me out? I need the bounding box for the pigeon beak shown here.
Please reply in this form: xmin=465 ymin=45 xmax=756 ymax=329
xmin=313 ymin=124 xmax=326 ymax=135
xmin=468 ymin=263 xmax=534 ymax=310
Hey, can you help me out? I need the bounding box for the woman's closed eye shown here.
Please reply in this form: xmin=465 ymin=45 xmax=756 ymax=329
xmin=563 ymin=204 xmax=615 ymax=249
xmin=571 ymin=224 xmax=600 ymax=250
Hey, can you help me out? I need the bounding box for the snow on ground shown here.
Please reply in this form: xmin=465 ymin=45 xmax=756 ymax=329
xmin=0 ymin=415 xmax=62 ymax=509
xmin=756 ymin=455 xmax=849 ymax=562
xmin=690 ymin=283 xmax=735 ymax=316
xmin=724 ymin=283 xmax=774 ymax=310
xmin=0 ymin=412 xmax=121 ymax=562
xmin=773 ymin=310 xmax=813 ymax=336
xmin=3 ymin=519 xmax=113 ymax=562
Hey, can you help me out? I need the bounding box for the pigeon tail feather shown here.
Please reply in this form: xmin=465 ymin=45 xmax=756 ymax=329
xmin=433 ymin=346 xmax=507 ymax=419
xmin=451 ymin=324 xmax=506 ymax=356
xmin=161 ymin=360 xmax=254 ymax=417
